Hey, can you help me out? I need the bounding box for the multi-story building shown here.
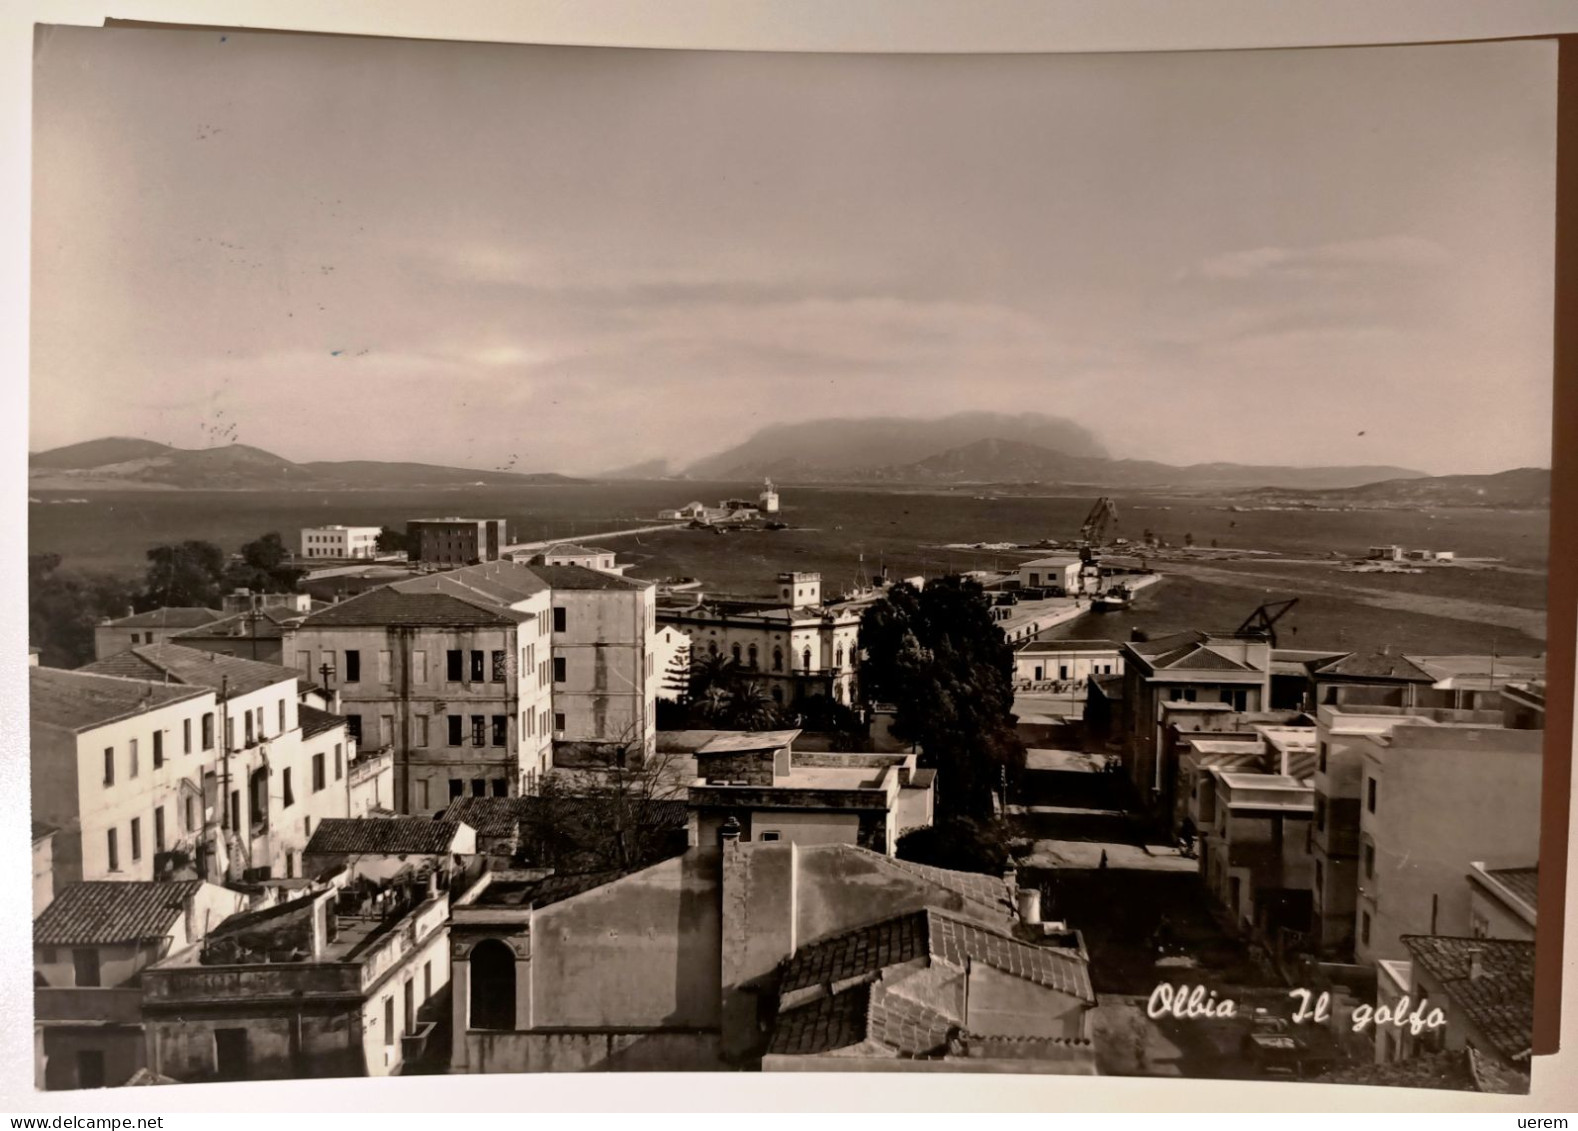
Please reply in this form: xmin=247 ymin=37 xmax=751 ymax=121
xmin=653 ymin=624 xmax=692 ymax=702
xmin=142 ymin=868 xmax=451 ymax=1081
xmin=407 ymin=517 xmax=507 ymax=568
xmin=658 ymin=572 xmax=861 ymax=710
xmin=524 ymin=543 xmax=627 ymax=575
xmin=94 ymin=607 xmax=227 ymax=660
xmin=1116 ymin=631 xmax=1273 ymax=816
xmin=1307 ymin=706 xmax=1542 ymax=966
xmin=32 ymin=823 xmax=57 ymax=916
xmin=33 ymin=880 xmax=251 ymax=1090
xmin=69 ymin=646 xmax=357 ymax=884
xmin=166 ymin=602 xmax=321 ymax=665
xmin=284 ymin=571 xmax=551 ymax=814
xmin=300 ymin=525 xmax=382 ymax=560
xmin=1014 ymin=639 xmax=1123 ymax=686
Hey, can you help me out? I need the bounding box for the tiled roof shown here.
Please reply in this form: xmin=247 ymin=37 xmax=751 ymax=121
xmin=35 ymin=881 xmax=201 ymax=945
xmin=540 ymin=543 xmax=614 ymax=557
xmin=1313 ymin=1049 xmax=1479 ymax=1092
xmin=304 ymin=817 xmax=466 ymax=857
xmin=394 ymin=562 xmax=549 ymax=605
xmin=876 ymin=855 xmax=1017 ymax=928
xmin=441 ymin=796 xmax=533 ymax=839
xmin=866 ymin=989 xmax=957 ymax=1056
xmin=780 ymin=907 xmax=1094 ymax=1002
xmin=1485 ymin=866 xmax=1539 ymax=910
xmin=767 ymin=983 xmax=873 ymax=1056
xmin=1402 ymin=935 xmax=1536 ymax=1062
xmin=1149 ymin=643 xmax=1253 ymax=672
xmin=101 ymin=607 xmax=225 ymax=630
xmin=522 ymin=563 xmax=651 ymax=591
xmin=80 ymin=643 xmax=302 ymax=697
xmin=1127 ymin=630 xmax=1208 ymax=658
xmin=299 ymin=588 xmax=526 ymax=628
xmin=29 ymin=667 xmax=209 ymax=733
xmin=1315 ymin=651 xmax=1439 ymax=682
xmin=298 ymin=704 xmax=347 ymax=740
xmin=697 ymin=730 xmax=801 ymax=754
xmin=170 ymin=605 xmax=312 ymax=642
xmin=1018 ymin=639 xmax=1120 ymax=653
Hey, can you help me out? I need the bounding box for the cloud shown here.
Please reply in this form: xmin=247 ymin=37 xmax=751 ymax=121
xmin=1182 ymin=235 xmax=1453 ymax=283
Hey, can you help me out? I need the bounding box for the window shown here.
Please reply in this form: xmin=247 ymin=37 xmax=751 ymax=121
xmin=553 ymin=606 xmax=567 ymax=633
xmin=244 ymin=712 xmax=255 ymax=747
xmin=335 ymin=743 xmax=343 ymax=779
xmin=802 ymin=648 xmax=812 ymax=670
xmin=449 ymin=779 xmax=464 ymax=799
xmin=73 ymin=949 xmax=101 ymax=988
xmin=230 ymin=790 xmax=242 ymax=835
xmin=129 ymin=738 xmax=139 ymax=777
xmin=492 ymin=716 xmax=507 ymax=747
xmin=759 ymin=831 xmax=782 ymax=842
xmin=130 ymin=817 xmax=142 ymax=862
xmin=183 ymin=718 xmax=192 ymax=755
xmin=286 ymin=852 xmax=295 ymax=880
xmin=471 ymin=715 xmax=486 ymax=746
xmin=708 ymin=642 xmax=717 ymax=657
xmin=1315 ymin=795 xmax=1326 ymax=833
xmin=225 ymin=717 xmax=234 ymax=750
xmin=447 ymin=650 xmax=463 ymax=682
xmin=836 ymin=646 xmax=845 ymax=669
xmin=1315 ymin=859 xmax=1323 ymax=895
xmin=305 ymin=816 xmax=312 ymax=839
xmin=731 ymin=643 xmax=741 ymax=664
xmin=492 ymin=650 xmax=507 ymax=682
xmin=344 ymin=650 xmax=361 ymax=683
xmin=1364 ymin=843 xmax=1375 ymax=880
xmin=380 ymin=715 xmax=394 ymax=746
xmin=413 ymin=650 xmax=428 ymax=683
xmin=154 ymin=806 xmax=166 ymax=853
xmin=202 ymin=713 xmax=215 ymax=750
xmin=491 ymin=779 xmax=508 ymax=797
xmin=416 ymin=715 xmax=430 ymax=746
xmin=1361 ymin=911 xmax=1371 ymax=946
xmin=448 ymin=716 xmax=463 ymax=746
xmin=554 ymin=712 xmax=566 ymax=732
xmin=278 ymin=700 xmax=287 ymax=734
xmin=106 ymin=828 xmax=119 ymax=872
xmin=184 ymin=795 xmax=195 ymax=833
xmin=424 ymin=961 xmax=433 ymax=1001
xmin=153 ymin=730 xmax=164 ymax=769
xmin=1367 ymin=777 xmax=1377 ymax=813
xmin=103 ymin=747 xmax=114 ymax=787
xmin=747 ymin=644 xmax=758 ymax=669
xmin=553 ymin=657 xmax=566 ymax=683
xmin=470 ymin=650 xmax=485 ymax=682
xmin=313 ymin=753 xmax=326 ymax=792
xmin=378 ymin=650 xmax=392 ymax=683
xmin=346 ymin=714 xmax=362 ymax=744
xmin=283 ymin=768 xmax=295 ymax=808
xmin=1318 ymin=742 xmax=1328 ymax=774
xmin=384 ymin=996 xmax=395 ymax=1046
xmin=472 ymin=778 xmax=486 ymax=797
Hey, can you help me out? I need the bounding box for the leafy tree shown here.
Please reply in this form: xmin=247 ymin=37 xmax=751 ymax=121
xmin=857 ymin=576 xmax=1025 ymax=821
xmin=223 ymin=531 xmax=306 ymax=594
xmin=896 ymin=816 xmax=1013 ymax=875
xmin=668 ymin=651 xmax=791 ymax=731
xmin=29 ymin=554 xmax=137 ymax=668
xmin=375 ymin=525 xmax=410 ymax=554
xmin=138 ymin=540 xmax=225 ymax=610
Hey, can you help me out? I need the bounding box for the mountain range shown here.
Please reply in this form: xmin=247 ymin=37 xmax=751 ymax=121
xmin=28 ymin=438 xmax=578 ymax=490
xmin=1240 ymin=467 xmax=1552 ymax=509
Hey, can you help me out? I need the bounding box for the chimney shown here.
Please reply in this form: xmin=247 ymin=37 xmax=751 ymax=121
xmin=1016 ymin=887 xmax=1042 ymax=925
xmin=1467 ymin=947 xmax=1484 ymax=982
xmin=719 ymin=815 xmax=742 ymax=845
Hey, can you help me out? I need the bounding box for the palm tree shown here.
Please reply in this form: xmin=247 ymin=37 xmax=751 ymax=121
xmin=727 ymin=681 xmax=783 ymax=732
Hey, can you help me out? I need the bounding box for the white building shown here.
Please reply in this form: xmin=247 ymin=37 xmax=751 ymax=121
xmin=1014 ymin=639 xmax=1124 ymax=685
xmin=527 ymin=543 xmax=628 ymax=575
xmin=301 ymin=525 xmax=382 ymax=560
xmin=70 ymin=646 xmax=359 ymax=884
xmin=759 ymin=479 xmax=780 ymax=515
xmin=653 ymin=625 xmax=692 ymax=702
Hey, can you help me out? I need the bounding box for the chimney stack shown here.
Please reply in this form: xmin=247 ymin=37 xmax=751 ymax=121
xmin=1016 ymin=887 xmax=1042 ymax=925
xmin=719 ymin=816 xmax=742 ymax=845
xmin=1468 ymin=948 xmax=1484 ymax=982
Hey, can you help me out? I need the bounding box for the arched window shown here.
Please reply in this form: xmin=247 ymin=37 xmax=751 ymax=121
xmin=731 ymin=643 xmax=742 ymax=664
xmin=802 ymin=648 xmax=812 ymax=671
xmin=771 ymin=686 xmax=784 ymax=704
xmin=772 ymin=647 xmax=783 ymax=672
xmin=835 ymin=645 xmax=844 ymax=669
xmin=469 ymin=939 xmax=517 ymax=1031
xmin=707 ymin=642 xmax=717 ymax=657
xmin=747 ymin=644 xmax=758 ymax=669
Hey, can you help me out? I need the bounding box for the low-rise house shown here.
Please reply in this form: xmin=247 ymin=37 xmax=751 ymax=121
xmin=525 ymin=543 xmax=627 ymax=574
xmin=1499 ymin=681 xmax=1546 ymax=730
xmin=446 ymin=837 xmax=1073 ymax=1073
xmin=1014 ymin=639 xmax=1122 ymax=687
xmin=300 ymin=525 xmax=381 ymax=560
xmin=167 ymin=602 xmax=323 ymax=666
xmin=1199 ymin=766 xmax=1315 ymax=948
xmin=301 ymin=817 xmax=478 ymax=883
xmin=142 ymin=869 xmax=451 ymax=1081
xmin=1467 ymin=863 xmax=1537 ymax=942
xmin=95 ymin=607 xmax=226 ymax=660
xmin=34 ymin=880 xmax=251 ymax=1090
xmin=1014 ymin=555 xmax=1085 ymax=596
xmin=1385 ymin=936 xmax=1535 ymax=1082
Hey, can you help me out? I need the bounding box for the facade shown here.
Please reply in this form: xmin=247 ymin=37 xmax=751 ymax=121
xmin=527 ymin=543 xmax=625 ymax=574
xmin=33 ymin=823 xmax=57 ymax=916
xmin=143 ymin=869 xmax=451 ymax=1081
xmin=34 ymin=880 xmax=251 ymax=1090
xmin=1313 ymin=707 xmax=1544 ymax=967
xmin=1116 ymin=632 xmax=1273 ymax=816
xmin=447 ymin=839 xmax=1080 ymax=1074
xmin=658 ymin=573 xmax=862 ymax=709
xmin=301 ymin=817 xmax=479 ymax=881
xmin=167 ymin=603 xmax=322 ymax=666
xmin=1014 ymin=639 xmax=1122 ymax=686
xmin=1382 ymin=936 xmax=1535 ymax=1076
xmin=300 ymin=525 xmax=381 ymax=560
xmin=1198 ymin=770 xmax=1315 ymax=945
xmin=1466 ymin=863 xmax=1537 ymax=942
xmin=285 ymin=564 xmax=553 ymax=814
xmin=682 ymin=730 xmax=935 ymax=854
xmin=1015 ymin=555 xmax=1084 ymax=595
xmin=653 ymin=624 xmax=692 ymax=702
xmin=95 ymin=607 xmax=226 ymax=660
xmin=407 ymin=517 xmax=507 ymax=568
xmin=73 ymin=646 xmax=357 ymax=885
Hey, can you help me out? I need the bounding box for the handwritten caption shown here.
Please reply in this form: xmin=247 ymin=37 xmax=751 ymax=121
xmin=1147 ymin=984 xmax=1446 ymax=1035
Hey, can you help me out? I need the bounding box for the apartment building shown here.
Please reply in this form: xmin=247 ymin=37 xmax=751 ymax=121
xmin=94 ymin=607 xmax=227 ymax=660
xmin=72 ymin=645 xmax=357 ymax=884
xmin=407 ymin=517 xmax=507 ymax=568
xmin=300 ymin=525 xmax=381 ymax=560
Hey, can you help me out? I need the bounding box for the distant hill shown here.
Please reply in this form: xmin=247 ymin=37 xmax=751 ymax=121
xmin=29 ymin=436 xmax=175 ymax=469
xmin=684 ymin=412 xmax=1107 ymax=480
xmin=865 ymin=437 xmax=1427 ymax=491
xmin=1243 ymin=467 xmax=1551 ymax=509
xmin=28 ymin=439 xmax=578 ymax=490
xmin=596 ymin=458 xmax=674 ymax=480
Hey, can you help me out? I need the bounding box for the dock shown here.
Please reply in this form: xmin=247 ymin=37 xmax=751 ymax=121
xmin=502 ymin=523 xmax=684 ymax=555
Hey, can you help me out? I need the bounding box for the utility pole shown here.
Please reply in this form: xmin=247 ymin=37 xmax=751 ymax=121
xmin=219 ymin=675 xmax=232 ymax=835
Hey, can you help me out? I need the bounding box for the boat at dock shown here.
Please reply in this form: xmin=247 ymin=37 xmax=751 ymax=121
xmin=1091 ymin=584 xmax=1133 ymax=611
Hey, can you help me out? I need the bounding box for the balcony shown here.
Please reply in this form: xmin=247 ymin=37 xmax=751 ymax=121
xmin=35 ymin=987 xmax=143 ymax=1025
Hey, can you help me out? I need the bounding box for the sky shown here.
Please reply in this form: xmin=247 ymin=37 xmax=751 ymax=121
xmin=29 ymin=30 xmax=1557 ymax=476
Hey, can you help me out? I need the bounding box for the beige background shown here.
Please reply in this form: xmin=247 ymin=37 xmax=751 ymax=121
xmin=1 ymin=0 xmax=1576 ymax=1113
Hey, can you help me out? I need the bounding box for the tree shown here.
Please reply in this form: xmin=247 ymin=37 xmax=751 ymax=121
xmin=29 ymin=554 xmax=137 ymax=668
xmin=223 ymin=531 xmax=306 ymax=594
xmin=138 ymin=540 xmax=225 ymax=610
xmin=857 ymin=576 xmax=1025 ymax=821
xmin=669 ymin=651 xmax=791 ymax=731
xmin=375 ymin=525 xmax=410 ymax=554
xmin=896 ymin=816 xmax=1012 ymax=875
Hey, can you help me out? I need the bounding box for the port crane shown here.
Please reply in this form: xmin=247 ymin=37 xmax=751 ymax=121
xmin=1077 ymin=496 xmax=1119 ymax=562
xmin=1236 ymin=598 xmax=1299 ymax=648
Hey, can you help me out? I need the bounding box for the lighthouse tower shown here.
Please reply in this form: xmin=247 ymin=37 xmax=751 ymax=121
xmin=759 ymin=478 xmax=780 ymax=514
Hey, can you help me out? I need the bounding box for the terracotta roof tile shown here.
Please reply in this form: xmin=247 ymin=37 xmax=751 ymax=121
xmin=29 ymin=667 xmax=209 ymax=733
xmin=1402 ymin=935 xmax=1535 ymax=1063
xmin=1316 ymin=651 xmax=1439 ymax=682
xmin=35 ymin=881 xmax=202 ymax=945
xmin=80 ymin=643 xmax=302 ymax=697
xmin=1485 ymin=866 xmax=1539 ymax=910
xmin=101 ymin=607 xmax=225 ymax=630
xmin=300 ymin=588 xmax=526 ymax=628
xmin=298 ymin=704 xmax=347 ymax=740
xmin=766 ymin=983 xmax=873 ymax=1056
xmin=304 ymin=817 xmax=466 ymax=857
